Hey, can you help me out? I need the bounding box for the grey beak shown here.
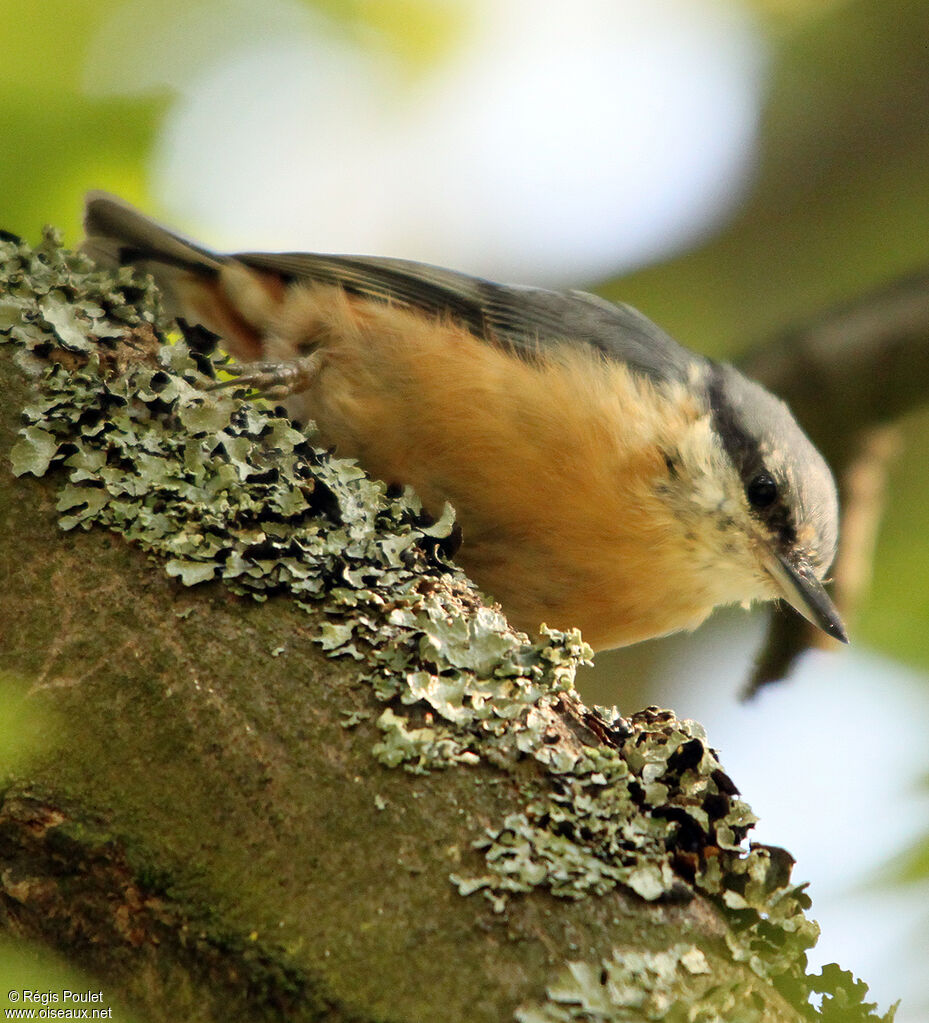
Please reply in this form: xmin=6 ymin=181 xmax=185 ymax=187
xmin=765 ymin=552 xmax=848 ymax=643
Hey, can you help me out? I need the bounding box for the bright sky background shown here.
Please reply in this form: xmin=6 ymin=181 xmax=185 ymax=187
xmin=86 ymin=0 xmax=766 ymax=283
xmin=84 ymin=0 xmax=924 ymax=1016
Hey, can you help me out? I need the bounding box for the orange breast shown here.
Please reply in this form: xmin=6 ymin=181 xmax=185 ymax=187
xmin=263 ymin=284 xmax=714 ymax=649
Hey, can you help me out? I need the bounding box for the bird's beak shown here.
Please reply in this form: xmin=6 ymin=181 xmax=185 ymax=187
xmin=765 ymin=552 xmax=848 ymax=643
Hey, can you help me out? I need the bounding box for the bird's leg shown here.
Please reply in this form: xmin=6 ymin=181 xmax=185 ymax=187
xmin=207 ymin=351 xmax=322 ymax=399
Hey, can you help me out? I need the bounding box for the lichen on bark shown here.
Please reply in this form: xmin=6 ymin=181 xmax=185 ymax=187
xmin=0 ymin=229 xmax=895 ymax=1022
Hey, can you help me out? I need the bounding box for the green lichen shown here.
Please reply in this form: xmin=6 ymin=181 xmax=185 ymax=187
xmin=516 ymin=948 xmax=897 ymax=1023
xmin=0 ymin=230 xmax=896 ymax=1022
xmin=515 ymin=943 xmax=760 ymax=1022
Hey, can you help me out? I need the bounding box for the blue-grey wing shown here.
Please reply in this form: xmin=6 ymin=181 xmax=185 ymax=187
xmin=83 ymin=192 xmax=697 ymax=387
xmin=238 ymin=250 xmax=698 ymax=386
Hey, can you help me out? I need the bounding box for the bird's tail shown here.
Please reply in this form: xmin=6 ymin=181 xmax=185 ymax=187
xmin=81 ymin=191 xmax=223 ymax=277
xmin=81 ymin=192 xmax=271 ymax=360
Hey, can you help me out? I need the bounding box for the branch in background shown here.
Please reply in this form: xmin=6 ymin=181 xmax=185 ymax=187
xmin=833 ymin=425 xmax=902 ymax=622
xmin=740 ymin=272 xmax=929 ymax=694
xmin=742 ymin=269 xmax=929 ymax=462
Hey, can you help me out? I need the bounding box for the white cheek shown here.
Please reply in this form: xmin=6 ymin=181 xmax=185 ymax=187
xmin=690 ymin=476 xmax=727 ymax=516
xmin=676 ymin=419 xmax=724 ymax=504
xmin=666 ymin=414 xmax=779 ymax=609
xmin=678 ymin=416 xmax=715 ymax=467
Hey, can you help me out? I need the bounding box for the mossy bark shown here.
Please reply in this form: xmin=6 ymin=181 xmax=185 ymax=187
xmin=0 ymin=236 xmax=833 ymax=1023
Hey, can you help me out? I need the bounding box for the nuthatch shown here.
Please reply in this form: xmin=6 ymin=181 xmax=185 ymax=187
xmin=82 ymin=192 xmax=847 ymax=651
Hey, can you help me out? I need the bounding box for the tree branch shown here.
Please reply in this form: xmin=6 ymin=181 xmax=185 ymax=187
xmin=0 ymin=230 xmax=892 ymax=1022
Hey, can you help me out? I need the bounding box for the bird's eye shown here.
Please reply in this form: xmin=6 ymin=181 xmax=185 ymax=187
xmin=747 ymin=472 xmax=778 ymax=509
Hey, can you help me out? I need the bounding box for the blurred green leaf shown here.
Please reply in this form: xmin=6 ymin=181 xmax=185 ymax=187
xmin=304 ymin=0 xmax=469 ymax=66
xmin=0 ymin=938 xmax=143 ymax=1022
xmin=0 ymin=672 xmax=54 ymax=774
xmin=0 ymin=0 xmax=162 ymax=241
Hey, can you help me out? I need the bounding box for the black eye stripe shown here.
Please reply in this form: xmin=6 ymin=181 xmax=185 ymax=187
xmin=706 ymin=365 xmax=761 ymax=476
xmin=706 ymin=365 xmax=797 ymax=546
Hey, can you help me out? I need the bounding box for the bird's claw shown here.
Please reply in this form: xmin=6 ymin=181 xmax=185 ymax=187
xmin=208 ymin=353 xmax=321 ymax=399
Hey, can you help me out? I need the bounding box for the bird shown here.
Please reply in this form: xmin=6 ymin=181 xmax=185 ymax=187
xmin=81 ymin=191 xmax=847 ymax=652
